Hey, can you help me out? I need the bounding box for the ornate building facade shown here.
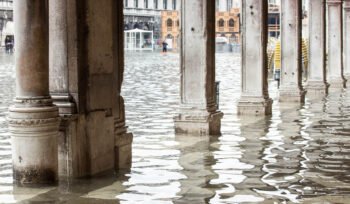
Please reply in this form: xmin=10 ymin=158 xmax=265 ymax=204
xmin=124 ymin=0 xmax=180 ymax=42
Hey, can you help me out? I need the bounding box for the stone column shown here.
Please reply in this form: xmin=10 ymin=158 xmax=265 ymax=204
xmin=343 ymin=0 xmax=350 ymax=84
xmin=49 ymin=0 xmax=76 ymax=115
xmin=306 ymin=0 xmax=329 ymax=96
xmin=237 ymin=0 xmax=272 ymax=115
xmin=114 ymin=0 xmax=134 ymax=170
xmin=9 ymin=0 xmax=60 ymax=183
xmin=279 ymin=0 xmax=306 ymax=102
xmin=49 ymin=0 xmax=77 ymax=177
xmin=174 ymin=0 xmax=223 ymax=135
xmin=327 ymin=0 xmax=346 ymax=88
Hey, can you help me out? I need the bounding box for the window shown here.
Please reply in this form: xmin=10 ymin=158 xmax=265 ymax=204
xmin=135 ymin=0 xmax=138 ymax=8
xmin=227 ymin=0 xmax=232 ymax=11
xmin=218 ymin=19 xmax=224 ymax=27
xmin=125 ymin=0 xmax=128 ymax=7
xmin=163 ymin=0 xmax=167 ymax=10
xmin=154 ymin=0 xmax=158 ymax=9
xmin=173 ymin=0 xmax=176 ymax=10
xmin=145 ymin=0 xmax=148 ymax=8
xmin=167 ymin=18 xmax=173 ymax=27
xmin=229 ymin=19 xmax=235 ymax=27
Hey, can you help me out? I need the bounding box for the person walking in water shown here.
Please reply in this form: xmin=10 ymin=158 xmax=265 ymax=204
xmin=5 ymin=36 xmax=12 ymax=54
xmin=162 ymin=40 xmax=168 ymax=55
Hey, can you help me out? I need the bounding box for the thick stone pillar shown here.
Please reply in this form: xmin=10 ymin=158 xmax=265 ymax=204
xmin=174 ymin=0 xmax=223 ymax=135
xmin=9 ymin=0 xmax=60 ymax=183
xmin=343 ymin=0 xmax=350 ymax=84
xmin=237 ymin=0 xmax=272 ymax=115
xmin=327 ymin=0 xmax=346 ymax=88
xmin=279 ymin=0 xmax=306 ymax=102
xmin=306 ymin=0 xmax=329 ymax=96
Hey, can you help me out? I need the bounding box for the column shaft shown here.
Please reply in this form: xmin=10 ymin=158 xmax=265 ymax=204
xmin=327 ymin=0 xmax=345 ymax=88
xmin=174 ymin=0 xmax=223 ymax=135
xmin=114 ymin=0 xmax=133 ymax=170
xmin=49 ymin=0 xmax=76 ymax=115
xmin=279 ymin=0 xmax=306 ymax=102
xmin=343 ymin=0 xmax=350 ymax=83
xmin=9 ymin=0 xmax=60 ymax=184
xmin=237 ymin=0 xmax=272 ymax=115
xmin=306 ymin=0 xmax=328 ymax=96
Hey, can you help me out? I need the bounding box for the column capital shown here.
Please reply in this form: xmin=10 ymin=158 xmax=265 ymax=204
xmin=343 ymin=0 xmax=350 ymax=9
xmin=327 ymin=0 xmax=343 ymax=5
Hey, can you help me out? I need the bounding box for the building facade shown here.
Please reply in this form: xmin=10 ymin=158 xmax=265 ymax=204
xmin=216 ymin=8 xmax=241 ymax=44
xmin=124 ymin=0 xmax=180 ymax=43
xmin=0 ymin=0 xmax=13 ymax=46
xmin=161 ymin=11 xmax=179 ymax=49
xmin=268 ymin=2 xmax=280 ymax=38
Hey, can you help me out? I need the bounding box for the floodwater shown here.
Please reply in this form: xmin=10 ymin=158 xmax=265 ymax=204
xmin=0 ymin=52 xmax=350 ymax=203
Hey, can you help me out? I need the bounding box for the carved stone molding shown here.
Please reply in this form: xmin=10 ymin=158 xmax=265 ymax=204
xmin=8 ymin=117 xmax=60 ymax=126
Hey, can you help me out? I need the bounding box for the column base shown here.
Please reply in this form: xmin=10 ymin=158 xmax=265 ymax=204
xmin=279 ymin=87 xmax=306 ymax=103
xmin=174 ymin=111 xmax=223 ymax=136
xmin=344 ymin=75 xmax=350 ymax=87
xmin=328 ymin=78 xmax=346 ymax=89
xmin=8 ymin=98 xmax=60 ymax=184
xmin=237 ymin=97 xmax=273 ymax=115
xmin=305 ymin=81 xmax=329 ymax=97
xmin=115 ymin=120 xmax=133 ymax=170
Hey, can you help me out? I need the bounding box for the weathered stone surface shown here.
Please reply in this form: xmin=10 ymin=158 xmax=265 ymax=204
xmin=237 ymin=0 xmax=272 ymax=115
xmin=343 ymin=0 xmax=350 ymax=84
xmin=174 ymin=0 xmax=223 ymax=135
xmin=306 ymin=0 xmax=329 ymax=97
xmin=327 ymin=0 xmax=346 ymax=88
xmin=9 ymin=0 xmax=60 ymax=184
xmin=279 ymin=0 xmax=306 ymax=103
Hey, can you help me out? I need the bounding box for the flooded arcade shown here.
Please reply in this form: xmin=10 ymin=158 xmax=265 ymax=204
xmin=2 ymin=0 xmax=350 ymax=203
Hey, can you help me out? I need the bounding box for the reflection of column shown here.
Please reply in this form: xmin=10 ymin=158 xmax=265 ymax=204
xmin=279 ymin=0 xmax=306 ymax=103
xmin=306 ymin=0 xmax=329 ymax=96
xmin=327 ymin=0 xmax=346 ymax=88
xmin=174 ymin=0 xmax=223 ymax=135
xmin=175 ymin=134 xmax=217 ymax=203
xmin=9 ymin=1 xmax=60 ymax=183
xmin=238 ymin=117 xmax=269 ymax=194
xmin=343 ymin=0 xmax=350 ymax=84
xmin=237 ymin=0 xmax=272 ymax=115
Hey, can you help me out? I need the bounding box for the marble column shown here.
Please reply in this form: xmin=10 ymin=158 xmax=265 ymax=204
xmin=327 ymin=0 xmax=346 ymax=88
xmin=9 ymin=0 xmax=60 ymax=183
xmin=237 ymin=0 xmax=272 ymax=115
xmin=174 ymin=0 xmax=223 ymax=135
xmin=343 ymin=0 xmax=350 ymax=84
xmin=306 ymin=0 xmax=329 ymax=96
xmin=279 ymin=0 xmax=306 ymax=102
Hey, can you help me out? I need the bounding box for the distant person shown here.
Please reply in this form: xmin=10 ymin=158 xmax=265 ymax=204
xmin=5 ymin=36 xmax=11 ymax=54
xmin=162 ymin=40 xmax=168 ymax=55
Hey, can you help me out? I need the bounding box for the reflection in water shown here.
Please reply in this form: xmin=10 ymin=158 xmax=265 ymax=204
xmin=0 ymin=52 xmax=349 ymax=202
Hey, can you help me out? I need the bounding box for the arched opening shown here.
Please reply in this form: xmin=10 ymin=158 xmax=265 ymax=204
xmin=167 ymin=18 xmax=173 ymax=27
xmin=218 ymin=18 xmax=224 ymax=27
xmin=229 ymin=19 xmax=235 ymax=27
